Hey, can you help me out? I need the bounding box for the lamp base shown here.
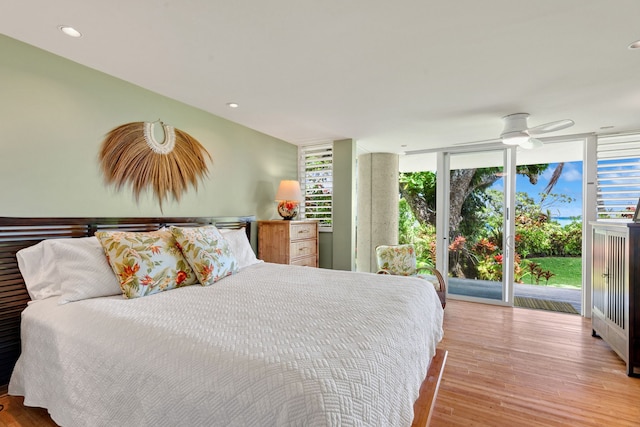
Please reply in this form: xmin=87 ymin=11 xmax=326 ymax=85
xmin=277 ymin=200 xmax=299 ymax=220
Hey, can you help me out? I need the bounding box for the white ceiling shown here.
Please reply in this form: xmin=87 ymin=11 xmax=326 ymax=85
xmin=3 ymin=1 xmax=640 ymax=166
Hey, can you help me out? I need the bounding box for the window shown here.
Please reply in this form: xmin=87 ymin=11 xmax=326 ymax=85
xmin=596 ymin=134 xmax=640 ymax=221
xmin=299 ymin=143 xmax=333 ymax=231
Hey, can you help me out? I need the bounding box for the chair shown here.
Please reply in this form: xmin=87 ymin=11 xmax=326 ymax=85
xmin=375 ymin=244 xmax=446 ymax=309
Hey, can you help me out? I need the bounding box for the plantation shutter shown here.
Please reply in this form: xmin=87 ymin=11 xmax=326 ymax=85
xmin=299 ymin=143 xmax=333 ymax=231
xmin=596 ymin=133 xmax=640 ymax=221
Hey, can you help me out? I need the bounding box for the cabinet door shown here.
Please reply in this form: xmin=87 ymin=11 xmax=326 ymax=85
xmin=605 ymin=230 xmax=628 ymax=330
xmin=592 ymin=228 xmax=607 ymax=316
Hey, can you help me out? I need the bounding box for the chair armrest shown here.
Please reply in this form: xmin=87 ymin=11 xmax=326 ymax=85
xmin=417 ymin=266 xmax=446 ymax=309
xmin=417 ymin=266 xmax=446 ymax=294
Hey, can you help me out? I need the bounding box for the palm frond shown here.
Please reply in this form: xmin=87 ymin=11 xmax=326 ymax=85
xmin=541 ymin=162 xmax=564 ymax=200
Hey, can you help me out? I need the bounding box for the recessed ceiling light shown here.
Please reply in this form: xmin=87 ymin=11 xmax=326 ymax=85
xmin=58 ymin=25 xmax=82 ymax=38
xmin=226 ymin=102 xmax=239 ymax=108
xmin=628 ymin=40 xmax=640 ymax=49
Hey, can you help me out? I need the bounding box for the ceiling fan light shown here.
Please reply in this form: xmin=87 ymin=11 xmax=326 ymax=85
xmin=519 ymin=138 xmax=543 ymax=150
xmin=501 ymin=131 xmax=529 ymax=145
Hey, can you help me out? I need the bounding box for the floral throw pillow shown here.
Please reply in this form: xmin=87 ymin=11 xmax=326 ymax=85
xmin=170 ymin=225 xmax=238 ymax=286
xmin=375 ymin=244 xmax=417 ymax=276
xmin=95 ymin=229 xmax=197 ymax=299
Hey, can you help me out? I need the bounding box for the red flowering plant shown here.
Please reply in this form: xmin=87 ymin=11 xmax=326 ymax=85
xmin=513 ymin=253 xmax=525 ymax=282
xmin=475 ymin=244 xmax=503 ymax=282
xmin=473 ymin=238 xmax=497 ymax=256
xmin=448 ymin=235 xmax=470 ymax=278
xmin=473 ymin=239 xmax=526 ymax=282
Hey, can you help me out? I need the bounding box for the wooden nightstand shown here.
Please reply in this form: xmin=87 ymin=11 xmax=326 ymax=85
xmin=258 ymin=220 xmax=319 ymax=267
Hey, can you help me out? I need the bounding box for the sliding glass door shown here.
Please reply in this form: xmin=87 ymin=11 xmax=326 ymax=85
xmin=439 ymin=148 xmax=516 ymax=305
xmin=430 ymin=139 xmax=588 ymax=309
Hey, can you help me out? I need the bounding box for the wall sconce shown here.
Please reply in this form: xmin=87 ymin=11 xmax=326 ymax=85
xmin=275 ymin=180 xmax=303 ymax=220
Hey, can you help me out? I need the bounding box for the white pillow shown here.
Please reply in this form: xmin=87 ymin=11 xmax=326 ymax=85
xmin=219 ymin=228 xmax=262 ymax=269
xmin=17 ymin=237 xmax=122 ymax=303
xmin=17 ymin=240 xmax=63 ymax=300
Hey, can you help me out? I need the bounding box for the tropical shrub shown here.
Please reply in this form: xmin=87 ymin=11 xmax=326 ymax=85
xmin=399 ymin=199 xmax=436 ymax=267
xmin=398 ymin=174 xmax=582 ymax=285
xmin=549 ymin=219 xmax=582 ymax=256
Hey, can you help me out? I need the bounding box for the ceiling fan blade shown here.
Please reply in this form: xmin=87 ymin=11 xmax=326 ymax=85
xmin=519 ymin=138 xmax=543 ymax=150
xmin=452 ymin=138 xmax=499 ymax=146
xmin=527 ymin=119 xmax=574 ymax=135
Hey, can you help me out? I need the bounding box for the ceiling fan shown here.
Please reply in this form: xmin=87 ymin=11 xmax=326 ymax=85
xmin=500 ymin=113 xmax=574 ymax=149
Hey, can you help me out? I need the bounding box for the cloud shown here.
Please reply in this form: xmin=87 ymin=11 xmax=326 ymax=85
xmin=542 ymin=162 xmax=582 ymax=182
xmin=560 ymin=163 xmax=582 ymax=182
xmin=598 ymin=161 xmax=640 ymax=185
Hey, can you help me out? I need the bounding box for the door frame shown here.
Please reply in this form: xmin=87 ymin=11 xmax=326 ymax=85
xmin=436 ymin=147 xmax=516 ymax=306
xmin=432 ymin=136 xmax=592 ymax=314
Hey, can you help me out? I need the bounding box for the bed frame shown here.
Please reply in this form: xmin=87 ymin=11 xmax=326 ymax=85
xmin=0 ymin=215 xmax=445 ymax=426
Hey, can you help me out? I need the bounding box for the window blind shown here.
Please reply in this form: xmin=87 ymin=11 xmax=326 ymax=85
xmin=596 ymin=134 xmax=640 ymax=221
xmin=298 ymin=143 xmax=333 ymax=231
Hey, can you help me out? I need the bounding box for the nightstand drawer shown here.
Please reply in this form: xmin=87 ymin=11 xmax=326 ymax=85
xmin=291 ymin=223 xmax=316 ymax=240
xmin=291 ymin=240 xmax=317 ymax=258
xmin=291 ymin=255 xmax=317 ymax=267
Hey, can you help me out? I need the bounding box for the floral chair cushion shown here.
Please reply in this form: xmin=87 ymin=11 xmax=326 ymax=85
xmin=375 ymin=244 xmax=417 ymax=276
xmin=95 ymin=229 xmax=197 ymax=299
xmin=170 ymin=225 xmax=238 ymax=287
xmin=376 ymin=243 xmax=446 ymax=309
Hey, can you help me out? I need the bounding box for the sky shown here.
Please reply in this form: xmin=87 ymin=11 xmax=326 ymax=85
xmin=495 ymin=161 xmax=583 ymax=219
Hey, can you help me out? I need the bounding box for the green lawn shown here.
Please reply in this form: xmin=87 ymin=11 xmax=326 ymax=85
xmin=521 ymin=257 xmax=582 ymax=289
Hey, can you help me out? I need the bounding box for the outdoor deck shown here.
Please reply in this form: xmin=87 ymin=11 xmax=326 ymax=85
xmin=448 ymin=278 xmax=582 ymax=313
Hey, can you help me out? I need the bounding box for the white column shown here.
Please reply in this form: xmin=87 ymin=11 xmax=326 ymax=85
xmin=356 ymin=153 xmax=399 ymax=272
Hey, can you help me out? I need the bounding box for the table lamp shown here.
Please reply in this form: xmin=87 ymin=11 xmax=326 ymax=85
xmin=275 ymin=180 xmax=303 ymax=220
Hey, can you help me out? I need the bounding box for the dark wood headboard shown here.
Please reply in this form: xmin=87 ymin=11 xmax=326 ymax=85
xmin=0 ymin=215 xmax=255 ymax=388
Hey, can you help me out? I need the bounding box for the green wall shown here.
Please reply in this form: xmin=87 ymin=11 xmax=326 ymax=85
xmin=0 ymin=34 xmax=296 ymax=219
xmin=314 ymin=139 xmax=356 ymax=270
xmin=331 ymin=139 xmax=356 ymax=270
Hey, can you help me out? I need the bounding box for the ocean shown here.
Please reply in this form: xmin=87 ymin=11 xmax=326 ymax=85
xmin=553 ymin=216 xmax=582 ymax=227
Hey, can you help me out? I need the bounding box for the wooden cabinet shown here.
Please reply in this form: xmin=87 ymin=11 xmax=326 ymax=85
xmin=258 ymin=220 xmax=318 ymax=267
xmin=591 ymin=222 xmax=639 ymax=376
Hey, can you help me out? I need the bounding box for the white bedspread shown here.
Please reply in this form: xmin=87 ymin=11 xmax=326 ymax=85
xmin=9 ymin=263 xmax=444 ymax=427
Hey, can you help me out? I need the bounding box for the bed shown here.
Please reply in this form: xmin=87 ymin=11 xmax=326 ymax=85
xmin=0 ymin=216 xmax=445 ymax=426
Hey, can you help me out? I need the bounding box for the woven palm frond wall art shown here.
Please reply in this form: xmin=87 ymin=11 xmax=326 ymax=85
xmin=99 ymin=121 xmax=212 ymax=209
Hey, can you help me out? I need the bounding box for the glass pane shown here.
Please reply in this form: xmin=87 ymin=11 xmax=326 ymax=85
xmin=398 ymin=171 xmax=437 ymax=269
xmin=448 ymin=152 xmax=504 ymax=301
xmin=513 ymin=158 xmax=583 ymax=313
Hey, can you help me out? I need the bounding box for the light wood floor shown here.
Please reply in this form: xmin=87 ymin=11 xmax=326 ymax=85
xmin=1 ymin=299 xmax=639 ymax=426
xmin=431 ymin=300 xmax=640 ymax=426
